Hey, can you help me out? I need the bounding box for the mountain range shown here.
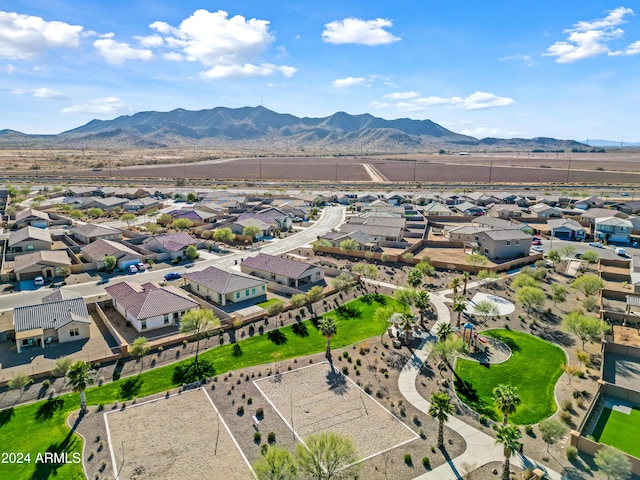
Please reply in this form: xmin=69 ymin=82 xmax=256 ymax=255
xmin=0 ymin=106 xmax=588 ymax=153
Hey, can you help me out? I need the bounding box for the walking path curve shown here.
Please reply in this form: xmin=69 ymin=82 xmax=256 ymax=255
xmin=364 ymin=277 xmax=566 ymax=479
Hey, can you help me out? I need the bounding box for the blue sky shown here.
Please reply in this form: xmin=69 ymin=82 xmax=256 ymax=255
xmin=1 ymin=1 xmax=639 ymax=141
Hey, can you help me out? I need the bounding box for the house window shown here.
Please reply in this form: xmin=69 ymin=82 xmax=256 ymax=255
xmin=484 ymin=248 xmax=489 ymax=254
xmin=70 ymin=328 xmax=80 ymax=337
xmin=196 ymin=285 xmax=200 ymax=291
xmin=474 ymin=236 xmax=479 ymax=241
xmin=164 ymin=314 xmax=170 ymax=325
xmin=246 ymin=289 xmax=250 ymax=297
xmin=262 ymin=285 xmax=265 ymax=291
xmin=506 ymin=241 xmax=511 ymax=246
xmin=271 ymin=273 xmax=276 ymax=280
xmin=236 ymin=292 xmax=240 ymax=299
xmin=251 ymin=288 xmax=255 ymax=294
xmin=620 ymin=227 xmax=627 ymax=232
xmin=515 ymin=240 xmax=520 ymax=245
xmin=141 ymin=320 xmax=147 ymax=330
xmin=27 ymin=244 xmax=34 ymax=251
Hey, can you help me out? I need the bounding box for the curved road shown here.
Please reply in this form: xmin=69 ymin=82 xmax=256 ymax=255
xmin=0 ymin=206 xmax=346 ymax=311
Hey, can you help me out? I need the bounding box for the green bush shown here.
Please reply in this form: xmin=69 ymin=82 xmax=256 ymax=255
xmin=566 ymin=445 xmax=578 ymax=461
xmin=404 ymin=453 xmax=412 ymax=466
xmin=267 ymin=432 xmax=276 ymax=444
xmin=560 ymin=411 xmax=572 ymax=425
xmin=561 ymin=399 xmax=573 ymax=411
xmin=254 ymin=432 xmax=261 ymax=444
xmin=422 ymin=457 xmax=430 ymax=469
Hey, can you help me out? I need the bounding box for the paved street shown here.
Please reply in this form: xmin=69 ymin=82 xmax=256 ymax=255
xmin=0 ymin=205 xmax=346 ymax=311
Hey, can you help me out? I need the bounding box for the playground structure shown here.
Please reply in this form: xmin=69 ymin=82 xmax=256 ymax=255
xmin=456 ymin=322 xmax=488 ymax=354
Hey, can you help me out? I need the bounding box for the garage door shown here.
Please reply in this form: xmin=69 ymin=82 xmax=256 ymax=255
xmin=120 ymin=258 xmax=141 ymax=269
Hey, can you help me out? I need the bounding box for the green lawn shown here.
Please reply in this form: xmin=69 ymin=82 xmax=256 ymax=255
xmin=592 ymin=406 xmax=640 ymax=458
xmin=257 ymin=298 xmax=284 ymax=308
xmin=0 ymin=294 xmax=398 ymax=480
xmin=454 ymin=329 xmax=566 ymax=425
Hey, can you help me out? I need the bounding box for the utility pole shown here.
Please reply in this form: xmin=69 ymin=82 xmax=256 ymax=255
xmin=566 ymin=157 xmax=572 ymax=183
xmin=489 ymin=160 xmax=493 ymax=183
xmin=413 ymin=161 xmax=417 ymax=182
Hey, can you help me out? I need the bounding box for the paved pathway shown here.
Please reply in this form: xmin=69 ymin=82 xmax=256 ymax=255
xmin=368 ymin=276 xmax=567 ymax=479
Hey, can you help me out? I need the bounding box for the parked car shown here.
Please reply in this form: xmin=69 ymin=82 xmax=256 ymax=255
xmin=532 ymin=238 xmax=542 ymax=245
xmin=164 ymin=272 xmax=182 ymax=281
xmin=531 ymin=246 xmax=544 ymax=252
xmin=184 ymin=262 xmax=195 ymax=268
xmin=615 ymin=247 xmax=627 ymax=257
xmin=589 ymin=242 xmax=604 ymax=248
xmin=127 ymin=265 xmax=138 ymax=273
xmin=137 ymin=262 xmax=147 ymax=271
xmin=574 ymin=252 xmax=583 ymax=259
xmin=34 ymin=276 xmax=45 ymax=286
xmin=97 ymin=277 xmax=110 ymax=285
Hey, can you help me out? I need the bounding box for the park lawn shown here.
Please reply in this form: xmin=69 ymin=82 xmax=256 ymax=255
xmin=0 ymin=294 xmax=397 ymax=480
xmin=454 ymin=329 xmax=566 ymax=425
xmin=257 ymin=298 xmax=284 ymax=309
xmin=592 ymin=406 xmax=640 ymax=458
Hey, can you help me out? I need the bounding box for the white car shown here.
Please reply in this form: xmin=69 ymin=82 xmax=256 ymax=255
xmin=34 ymin=276 xmax=45 ymax=286
xmin=531 ymin=246 xmax=544 ymax=252
xmin=127 ymin=264 xmax=138 ymax=273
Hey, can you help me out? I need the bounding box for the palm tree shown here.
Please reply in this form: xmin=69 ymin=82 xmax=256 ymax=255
xmin=66 ymin=361 xmax=95 ymax=413
xmin=462 ymin=271 xmax=471 ymax=297
xmin=318 ymin=317 xmax=338 ymax=364
xmin=435 ymin=322 xmax=453 ymax=342
xmin=495 ymin=424 xmax=522 ymax=480
xmin=415 ymin=290 xmax=431 ymax=326
xmin=493 ymin=384 xmax=522 ymax=425
xmin=449 ymin=277 xmax=461 ymax=296
xmin=451 ymin=295 xmax=467 ymax=328
xmin=428 ymin=392 xmax=455 ymax=448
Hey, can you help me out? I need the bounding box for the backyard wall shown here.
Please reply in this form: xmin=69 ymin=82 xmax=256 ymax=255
xmin=570 ymin=431 xmax=640 ymax=476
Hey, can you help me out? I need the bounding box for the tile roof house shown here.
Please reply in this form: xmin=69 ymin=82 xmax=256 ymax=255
xmin=453 ymin=201 xmax=485 ymax=216
xmin=13 ymin=250 xmax=71 ymax=281
xmin=142 ymin=233 xmax=197 ymax=259
xmin=529 ymin=203 xmax=562 ymax=218
xmin=228 ymin=218 xmax=273 ymax=239
xmin=81 ymin=239 xmax=142 ymax=269
xmin=13 ymin=297 xmax=91 ymax=353
xmin=183 ymin=266 xmax=267 ymax=306
xmin=595 ymin=217 xmax=633 ymax=244
xmin=8 ymin=226 xmax=53 ymax=254
xmin=14 ymin=208 xmax=51 ymax=228
xmin=470 ymin=229 xmax=533 ymax=261
xmin=487 ymin=204 xmax=523 ymax=219
xmin=578 ymin=208 xmax=627 ymax=224
xmin=70 ymin=223 xmax=123 ymax=244
xmin=547 ymin=218 xmax=587 ymax=240
xmin=241 ymin=253 xmax=324 ymax=288
xmin=238 ymin=207 xmax=292 ymax=231
xmin=105 ymin=281 xmax=200 ymax=332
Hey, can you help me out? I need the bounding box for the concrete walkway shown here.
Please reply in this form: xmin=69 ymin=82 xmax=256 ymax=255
xmin=369 ymin=276 xmax=566 ymax=479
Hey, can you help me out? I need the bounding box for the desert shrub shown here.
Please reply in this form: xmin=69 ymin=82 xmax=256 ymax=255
xmin=254 ymin=432 xmax=261 ymax=443
xmin=404 ymin=453 xmax=412 ymax=466
xmin=267 ymin=432 xmax=276 ymax=444
xmin=560 ymin=411 xmax=572 ymax=425
xmin=422 ymin=457 xmax=431 ymax=469
xmin=566 ymin=445 xmax=579 ymax=461
xmin=561 ymin=399 xmax=573 ymax=411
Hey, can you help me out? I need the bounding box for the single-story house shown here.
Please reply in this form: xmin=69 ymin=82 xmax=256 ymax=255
xmin=13 ymin=297 xmax=91 ymax=353
xmin=70 ymin=223 xmax=123 ymax=244
xmin=123 ymin=196 xmax=161 ymax=212
xmin=241 ymin=253 xmax=324 ymax=288
xmin=487 ymin=204 xmax=523 ymax=219
xmin=453 ymin=201 xmax=485 ymax=216
xmin=595 ymin=217 xmax=633 ymax=244
xmin=472 ymin=217 xmax=522 ymax=230
xmin=574 ymin=196 xmax=604 ymax=210
xmin=528 ymin=203 xmax=562 ymax=218
xmin=183 ymin=266 xmax=267 ymax=306
xmin=166 ymin=208 xmax=217 ymax=224
xmin=13 ymin=250 xmax=72 ymax=281
xmin=14 ymin=208 xmax=51 ymax=228
xmin=445 ymin=225 xmax=490 ymax=242
xmin=81 ymin=239 xmax=142 ymax=269
xmin=611 ymin=201 xmax=640 ymax=215
xmin=8 ymin=226 xmax=52 ymax=254
xmin=321 ymin=231 xmax=375 ymax=250
xmin=84 ymin=196 xmax=129 ymax=211
xmin=228 ymin=218 xmax=274 ymax=239
xmin=141 ymin=233 xmax=197 ymax=259
xmin=421 ymin=202 xmax=453 ymax=216
xmin=547 ymin=218 xmax=587 ymax=240
xmin=578 ymin=208 xmax=627 ymax=224
xmin=238 ymin=207 xmax=292 ymax=231
xmin=105 ymin=281 xmax=200 ymax=332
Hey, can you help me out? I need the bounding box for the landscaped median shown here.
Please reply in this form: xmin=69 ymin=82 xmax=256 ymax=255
xmin=454 ymin=329 xmax=566 ymax=425
xmin=0 ymin=294 xmax=400 ymax=480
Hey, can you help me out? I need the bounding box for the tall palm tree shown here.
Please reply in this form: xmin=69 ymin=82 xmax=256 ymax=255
xmin=495 ymin=424 xmax=522 ymax=480
xmin=451 ymin=295 xmax=467 ymax=328
xmin=318 ymin=317 xmax=338 ymax=364
xmin=66 ymin=361 xmax=95 ymax=413
xmin=415 ymin=290 xmax=431 ymax=326
xmin=462 ymin=271 xmax=471 ymax=297
xmin=492 ymin=384 xmax=522 ymax=425
xmin=428 ymin=391 xmax=455 ymax=448
xmin=435 ymin=322 xmax=453 ymax=342
xmin=449 ymin=277 xmax=461 ymax=297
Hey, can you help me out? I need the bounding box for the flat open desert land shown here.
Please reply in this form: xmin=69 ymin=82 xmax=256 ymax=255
xmin=2 ymin=149 xmax=640 ymax=184
xmin=254 ymin=362 xmax=419 ymax=461
xmin=104 ymin=388 xmax=253 ymax=480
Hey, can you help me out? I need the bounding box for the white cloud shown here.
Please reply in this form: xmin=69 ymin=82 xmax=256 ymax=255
xmin=201 ymin=63 xmax=296 ymax=79
xmin=322 ymin=18 xmax=400 ymax=46
xmin=3 ymin=63 xmax=16 ymax=74
xmin=333 ymin=76 xmax=366 ymax=88
xmin=499 ymin=54 xmax=534 ymax=66
xmin=148 ymin=9 xmax=295 ymax=79
xmin=369 ymin=101 xmax=391 ymax=109
xmin=0 ymin=11 xmax=83 ymax=60
xmin=384 ymin=91 xmax=420 ymax=100
xmin=135 ymin=34 xmax=163 ymax=48
xmin=415 ymin=91 xmax=515 ymax=110
xmin=62 ymin=96 xmax=130 ymax=116
xmin=94 ymin=38 xmax=154 ymax=64
xmin=545 ymin=7 xmax=639 ymax=63
xmin=459 ymin=126 xmax=524 ymax=138
xmin=28 ymin=87 xmax=65 ymax=99
xmin=625 ymin=40 xmax=640 ymax=55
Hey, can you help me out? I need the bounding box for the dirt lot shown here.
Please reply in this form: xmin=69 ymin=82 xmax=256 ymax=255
xmin=104 ymin=388 xmax=252 ymax=480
